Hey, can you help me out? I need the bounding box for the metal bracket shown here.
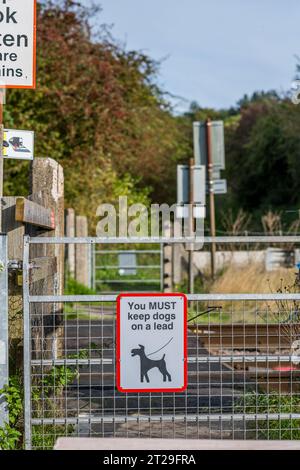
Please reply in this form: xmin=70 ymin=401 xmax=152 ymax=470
xmin=8 ymin=260 xmax=42 ymax=271
xmin=8 ymin=260 xmax=22 ymax=270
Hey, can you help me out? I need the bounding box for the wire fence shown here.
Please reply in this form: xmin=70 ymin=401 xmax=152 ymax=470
xmin=23 ymin=237 xmax=300 ymax=449
xmin=25 ymin=295 xmax=300 ymax=449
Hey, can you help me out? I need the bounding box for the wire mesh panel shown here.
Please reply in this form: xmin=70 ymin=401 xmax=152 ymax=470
xmin=25 ymin=296 xmax=300 ymax=449
xmin=23 ymin=237 xmax=300 ymax=449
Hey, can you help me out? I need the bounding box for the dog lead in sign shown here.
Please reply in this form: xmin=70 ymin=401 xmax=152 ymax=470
xmin=131 ymin=344 xmax=172 ymax=383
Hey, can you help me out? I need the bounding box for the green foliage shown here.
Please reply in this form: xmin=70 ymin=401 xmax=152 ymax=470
xmin=34 ymin=349 xmax=88 ymax=400
xmin=4 ymin=1 xmax=300 ymax=234
xmin=32 ymin=424 xmax=74 ymax=450
xmin=31 ymin=348 xmax=90 ymax=449
xmin=93 ymin=250 xmax=161 ymax=293
xmin=0 ymin=347 xmax=90 ymax=450
xmin=221 ymin=93 xmax=300 ymax=228
xmin=4 ymin=0 xmax=186 ymax=228
xmin=111 ymin=173 xmax=151 ymax=207
xmin=0 ymin=377 xmax=23 ymax=450
xmin=178 ymin=89 xmax=300 ymax=231
xmin=65 ymin=276 xmax=96 ymax=295
xmin=236 ymin=392 xmax=300 ymax=439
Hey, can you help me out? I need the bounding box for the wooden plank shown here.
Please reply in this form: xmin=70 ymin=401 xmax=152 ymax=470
xmin=2 ymin=197 xmax=24 ymax=344
xmin=2 ymin=197 xmax=24 ymax=259
xmin=65 ymin=208 xmax=75 ymax=277
xmin=75 ymin=216 xmax=89 ymax=287
xmin=15 ymin=197 xmax=55 ymax=230
xmin=29 ymin=257 xmax=57 ymax=284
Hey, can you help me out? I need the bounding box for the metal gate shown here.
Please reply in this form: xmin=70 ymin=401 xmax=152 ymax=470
xmin=91 ymin=245 xmax=163 ymax=293
xmin=23 ymin=236 xmax=300 ymax=449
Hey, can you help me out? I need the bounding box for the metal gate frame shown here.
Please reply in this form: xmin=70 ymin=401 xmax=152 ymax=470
xmin=91 ymin=245 xmax=164 ymax=293
xmin=23 ymin=235 xmax=300 ymax=449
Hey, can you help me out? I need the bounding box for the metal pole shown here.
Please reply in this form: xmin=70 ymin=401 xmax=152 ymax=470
xmin=92 ymin=242 xmax=95 ymax=291
xmin=28 ymin=235 xmax=300 ymax=244
xmin=160 ymin=242 xmax=164 ymax=292
xmin=188 ymin=158 xmax=194 ymax=294
xmin=0 ymin=90 xmax=3 ymax=232
xmin=0 ymin=235 xmax=8 ymax=429
xmin=206 ymin=119 xmax=216 ymax=279
xmin=23 ymin=235 xmax=32 ymax=449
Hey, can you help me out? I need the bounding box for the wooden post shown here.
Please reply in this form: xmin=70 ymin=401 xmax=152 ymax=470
xmin=188 ymin=158 xmax=195 ymax=294
xmin=2 ymin=197 xmax=24 ymax=370
xmin=30 ymin=158 xmax=64 ymax=293
xmin=65 ymin=208 xmax=75 ymax=278
xmin=173 ymin=217 xmax=182 ymax=286
xmin=30 ymin=158 xmax=64 ymax=359
xmin=75 ymin=215 xmax=89 ymax=287
xmin=15 ymin=197 xmax=55 ymax=230
xmin=163 ymin=220 xmax=173 ymax=293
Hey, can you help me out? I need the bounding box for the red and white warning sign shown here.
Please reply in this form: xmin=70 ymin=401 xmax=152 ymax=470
xmin=116 ymin=293 xmax=187 ymax=393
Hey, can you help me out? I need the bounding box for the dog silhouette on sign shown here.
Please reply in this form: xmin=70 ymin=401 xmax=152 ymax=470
xmin=131 ymin=344 xmax=172 ymax=383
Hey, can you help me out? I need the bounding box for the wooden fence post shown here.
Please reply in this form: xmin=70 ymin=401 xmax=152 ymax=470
xmin=30 ymin=158 xmax=64 ymax=291
xmin=2 ymin=197 xmax=24 ymax=369
xmin=173 ymin=217 xmax=183 ymax=286
xmin=2 ymin=158 xmax=65 ymax=364
xmin=163 ymin=220 xmax=173 ymax=293
xmin=75 ymin=216 xmax=90 ymax=287
xmin=65 ymin=208 xmax=75 ymax=278
xmin=30 ymin=158 xmax=64 ymax=359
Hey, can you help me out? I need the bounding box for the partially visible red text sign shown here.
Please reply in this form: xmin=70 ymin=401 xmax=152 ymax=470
xmin=0 ymin=0 xmax=36 ymax=89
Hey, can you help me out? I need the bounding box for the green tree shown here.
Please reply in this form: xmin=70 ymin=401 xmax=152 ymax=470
xmin=4 ymin=0 xmax=186 ymax=229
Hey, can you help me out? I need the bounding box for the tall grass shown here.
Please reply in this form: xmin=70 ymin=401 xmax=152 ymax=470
xmin=236 ymin=392 xmax=300 ymax=439
xmin=210 ymin=263 xmax=295 ymax=294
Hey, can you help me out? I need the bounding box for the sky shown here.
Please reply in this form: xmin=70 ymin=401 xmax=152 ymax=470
xmin=83 ymin=0 xmax=300 ymax=112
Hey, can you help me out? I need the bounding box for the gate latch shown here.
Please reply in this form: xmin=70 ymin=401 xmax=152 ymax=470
xmin=8 ymin=261 xmax=40 ymax=270
xmin=8 ymin=260 xmax=22 ymax=270
xmin=8 ymin=260 xmax=23 ymax=286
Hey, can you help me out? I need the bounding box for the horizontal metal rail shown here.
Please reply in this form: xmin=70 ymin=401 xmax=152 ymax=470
xmin=28 ymin=236 xmax=300 ymax=244
xmin=95 ymin=265 xmax=160 ymax=269
xmin=29 ymin=237 xmax=198 ymax=244
xmin=94 ymin=279 xmax=160 ymax=284
xmin=30 ymin=355 xmax=299 ymax=367
xmin=94 ymin=250 xmax=161 ymax=254
xmin=28 ymin=293 xmax=300 ymax=302
xmin=31 ymin=413 xmax=300 ymax=426
xmin=87 ymin=291 xmax=162 ymax=295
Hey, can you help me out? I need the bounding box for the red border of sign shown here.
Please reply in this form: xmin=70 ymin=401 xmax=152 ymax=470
xmin=116 ymin=292 xmax=188 ymax=393
xmin=2 ymin=0 xmax=37 ymax=89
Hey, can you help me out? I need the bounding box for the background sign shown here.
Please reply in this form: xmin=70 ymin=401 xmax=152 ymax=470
xmin=118 ymin=253 xmax=137 ymax=276
xmin=206 ymin=179 xmax=227 ymax=195
xmin=0 ymin=0 xmax=36 ymax=88
xmin=2 ymin=129 xmax=34 ymax=160
xmin=177 ymin=164 xmax=206 ymax=205
xmin=117 ymin=293 xmax=187 ymax=393
xmin=193 ymin=121 xmax=225 ymax=169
